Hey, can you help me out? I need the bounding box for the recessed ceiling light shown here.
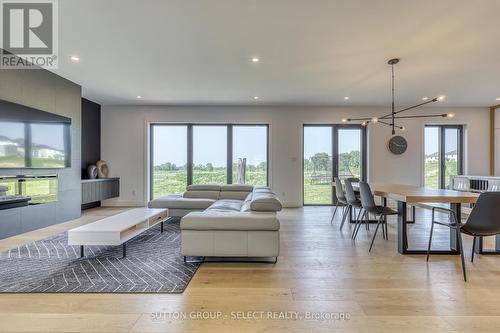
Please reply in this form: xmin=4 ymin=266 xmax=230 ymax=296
xmin=70 ymin=55 xmax=80 ymax=62
xmin=437 ymin=95 xmax=446 ymax=102
xmin=447 ymin=113 xmax=455 ymax=118
xmin=344 ymin=96 xmax=349 ymax=100
xmin=136 ymin=95 xmax=142 ymax=99
xmin=251 ymin=57 xmax=260 ymax=63
xmin=253 ymin=96 xmax=259 ymax=100
xmin=422 ymin=97 xmax=428 ymax=101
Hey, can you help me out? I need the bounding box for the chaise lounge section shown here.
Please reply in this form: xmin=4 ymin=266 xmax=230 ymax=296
xmin=148 ymin=184 xmax=282 ymax=261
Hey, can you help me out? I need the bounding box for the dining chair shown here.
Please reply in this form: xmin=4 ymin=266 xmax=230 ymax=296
xmin=427 ymin=192 xmax=500 ymax=281
xmin=332 ymin=178 xmax=349 ymax=228
xmin=357 ymin=181 xmax=398 ymax=251
xmin=343 ymin=179 xmax=364 ymax=236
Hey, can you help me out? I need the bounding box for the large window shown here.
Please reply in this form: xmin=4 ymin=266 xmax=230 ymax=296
xmin=303 ymin=125 xmax=366 ymax=205
xmin=424 ymin=125 xmax=463 ymax=189
xmin=150 ymin=124 xmax=269 ymax=199
xmin=193 ymin=126 xmax=227 ymax=184
xmin=233 ymin=125 xmax=268 ymax=186
xmin=151 ymin=125 xmax=188 ymax=199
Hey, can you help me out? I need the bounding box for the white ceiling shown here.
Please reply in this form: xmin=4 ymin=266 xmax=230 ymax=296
xmin=53 ymin=0 xmax=500 ymax=107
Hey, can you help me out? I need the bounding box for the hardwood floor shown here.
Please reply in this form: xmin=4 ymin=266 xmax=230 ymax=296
xmin=0 ymin=205 xmax=499 ymax=332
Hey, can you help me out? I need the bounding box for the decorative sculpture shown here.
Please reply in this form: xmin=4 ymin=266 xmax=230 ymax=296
xmin=87 ymin=165 xmax=98 ymax=179
xmin=96 ymin=160 xmax=110 ymax=179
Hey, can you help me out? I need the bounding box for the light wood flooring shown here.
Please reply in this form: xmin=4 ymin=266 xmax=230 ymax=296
xmin=0 ymin=205 xmax=499 ymax=332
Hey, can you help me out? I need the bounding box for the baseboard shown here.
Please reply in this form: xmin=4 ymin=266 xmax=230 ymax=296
xmin=101 ymin=199 xmax=145 ymax=207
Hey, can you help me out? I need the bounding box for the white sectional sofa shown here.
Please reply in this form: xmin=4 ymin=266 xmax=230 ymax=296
xmin=148 ymin=184 xmax=282 ymax=262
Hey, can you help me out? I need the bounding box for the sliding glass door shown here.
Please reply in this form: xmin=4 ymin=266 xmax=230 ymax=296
xmin=303 ymin=125 xmax=366 ymax=205
xmin=303 ymin=126 xmax=333 ymax=205
xmin=424 ymin=125 xmax=463 ymax=189
xmin=150 ymin=124 xmax=268 ymax=200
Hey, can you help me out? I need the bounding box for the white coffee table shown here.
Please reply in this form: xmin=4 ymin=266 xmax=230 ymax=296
xmin=68 ymin=207 xmax=169 ymax=258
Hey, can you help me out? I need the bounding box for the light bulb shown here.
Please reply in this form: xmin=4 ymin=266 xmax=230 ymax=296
xmin=447 ymin=113 xmax=455 ymax=118
xmin=341 ymin=118 xmax=348 ymax=123
xmin=437 ymin=95 xmax=446 ymax=102
xmin=401 ymin=126 xmax=406 ymax=131
xmin=371 ymin=117 xmax=378 ymax=123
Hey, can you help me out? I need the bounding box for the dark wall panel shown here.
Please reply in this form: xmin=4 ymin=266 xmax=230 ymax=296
xmin=81 ymin=98 xmax=101 ymax=179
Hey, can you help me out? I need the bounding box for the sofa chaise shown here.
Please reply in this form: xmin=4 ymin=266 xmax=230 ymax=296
xmin=148 ymin=184 xmax=282 ymax=262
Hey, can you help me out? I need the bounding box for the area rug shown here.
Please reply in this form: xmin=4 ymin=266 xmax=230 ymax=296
xmin=0 ymin=219 xmax=201 ymax=293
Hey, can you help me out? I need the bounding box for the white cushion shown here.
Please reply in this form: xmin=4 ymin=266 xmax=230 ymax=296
xmin=148 ymin=194 xmax=216 ymax=210
xmin=187 ymin=184 xmax=221 ymax=191
xmin=181 ymin=211 xmax=279 ymax=231
xmin=220 ymin=184 xmax=254 ymax=192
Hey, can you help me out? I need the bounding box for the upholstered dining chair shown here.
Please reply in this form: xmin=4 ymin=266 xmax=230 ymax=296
xmin=357 ymin=181 xmax=398 ymax=251
xmin=331 ymin=178 xmax=349 ymax=228
xmin=427 ymin=192 xmax=500 ymax=281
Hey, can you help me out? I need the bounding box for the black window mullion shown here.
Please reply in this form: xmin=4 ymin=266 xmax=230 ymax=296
xmin=332 ymin=125 xmax=339 ymax=205
xmin=187 ymin=125 xmax=193 ymax=185
xmin=149 ymin=125 xmax=154 ymax=200
xmin=227 ymin=125 xmax=233 ymax=184
xmin=25 ymin=123 xmax=32 ymax=167
xmin=440 ymin=126 xmax=445 ymax=189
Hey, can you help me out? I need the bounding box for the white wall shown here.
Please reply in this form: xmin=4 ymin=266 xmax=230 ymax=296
xmin=101 ymin=106 xmax=489 ymax=207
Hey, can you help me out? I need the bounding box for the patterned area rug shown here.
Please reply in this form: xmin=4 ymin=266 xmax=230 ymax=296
xmin=0 ymin=219 xmax=201 ymax=293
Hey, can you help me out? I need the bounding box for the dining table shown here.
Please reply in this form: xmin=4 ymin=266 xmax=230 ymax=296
xmin=347 ymin=182 xmax=480 ymax=255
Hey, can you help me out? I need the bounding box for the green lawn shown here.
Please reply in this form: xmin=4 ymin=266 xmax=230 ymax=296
xmin=152 ymin=169 xmax=267 ymax=199
xmin=424 ymin=160 xmax=457 ymax=189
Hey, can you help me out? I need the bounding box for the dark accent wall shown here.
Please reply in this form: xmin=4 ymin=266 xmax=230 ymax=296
xmin=81 ymin=98 xmax=101 ymax=179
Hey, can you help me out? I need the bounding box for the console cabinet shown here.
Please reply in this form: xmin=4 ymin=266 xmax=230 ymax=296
xmin=81 ymin=178 xmax=120 ymax=206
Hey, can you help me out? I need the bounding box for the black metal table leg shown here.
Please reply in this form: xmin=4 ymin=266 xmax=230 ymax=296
xmin=122 ymin=243 xmax=126 ymax=258
xmin=397 ymin=201 xmax=460 ymax=255
xmin=161 ymin=221 xmax=164 ymax=233
xmin=80 ymin=245 xmax=84 ymax=258
xmin=449 ymin=203 xmax=461 ymax=252
xmin=397 ymin=201 xmax=408 ymax=254
xmin=474 ymin=234 xmax=500 ymax=254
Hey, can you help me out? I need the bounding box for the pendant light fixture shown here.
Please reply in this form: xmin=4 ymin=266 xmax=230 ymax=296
xmin=342 ymin=58 xmax=453 ymax=135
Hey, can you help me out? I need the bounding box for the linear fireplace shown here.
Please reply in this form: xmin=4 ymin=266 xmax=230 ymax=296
xmin=0 ymin=175 xmax=58 ymax=210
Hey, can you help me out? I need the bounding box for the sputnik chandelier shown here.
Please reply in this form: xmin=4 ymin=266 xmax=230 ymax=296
xmin=342 ymin=58 xmax=454 ymax=135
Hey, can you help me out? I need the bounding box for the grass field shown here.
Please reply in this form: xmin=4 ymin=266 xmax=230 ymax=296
xmin=152 ymin=169 xmax=267 ymax=199
xmin=424 ymin=160 xmax=457 ymax=189
xmin=0 ymin=156 xmax=65 ymax=168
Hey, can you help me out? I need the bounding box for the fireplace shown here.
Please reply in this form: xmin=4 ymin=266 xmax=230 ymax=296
xmin=0 ymin=175 xmax=58 ymax=209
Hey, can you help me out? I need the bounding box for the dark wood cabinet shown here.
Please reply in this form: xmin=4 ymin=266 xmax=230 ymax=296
xmin=81 ymin=178 xmax=119 ymax=206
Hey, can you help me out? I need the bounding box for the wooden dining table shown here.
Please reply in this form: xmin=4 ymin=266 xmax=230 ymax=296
xmin=349 ymin=182 xmax=480 ymax=255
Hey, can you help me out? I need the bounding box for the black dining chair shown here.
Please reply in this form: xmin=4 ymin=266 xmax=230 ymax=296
xmin=331 ymin=178 xmax=349 ymax=228
xmin=427 ymin=192 xmax=500 ymax=282
xmin=343 ymin=179 xmax=364 ymax=235
xmin=357 ymin=181 xmax=398 ymax=251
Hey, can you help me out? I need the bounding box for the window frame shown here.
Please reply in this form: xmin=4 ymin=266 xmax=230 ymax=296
xmin=149 ymin=123 xmax=269 ymax=201
xmin=302 ymin=124 xmax=367 ymax=206
xmin=424 ymin=124 xmax=464 ymax=189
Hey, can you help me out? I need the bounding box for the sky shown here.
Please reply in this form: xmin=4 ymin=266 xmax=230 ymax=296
xmin=0 ymin=122 xmax=65 ymax=150
xmin=153 ymin=125 xmax=267 ymax=167
xmin=303 ymin=127 xmax=361 ymax=158
xmin=424 ymin=127 xmax=458 ymax=155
